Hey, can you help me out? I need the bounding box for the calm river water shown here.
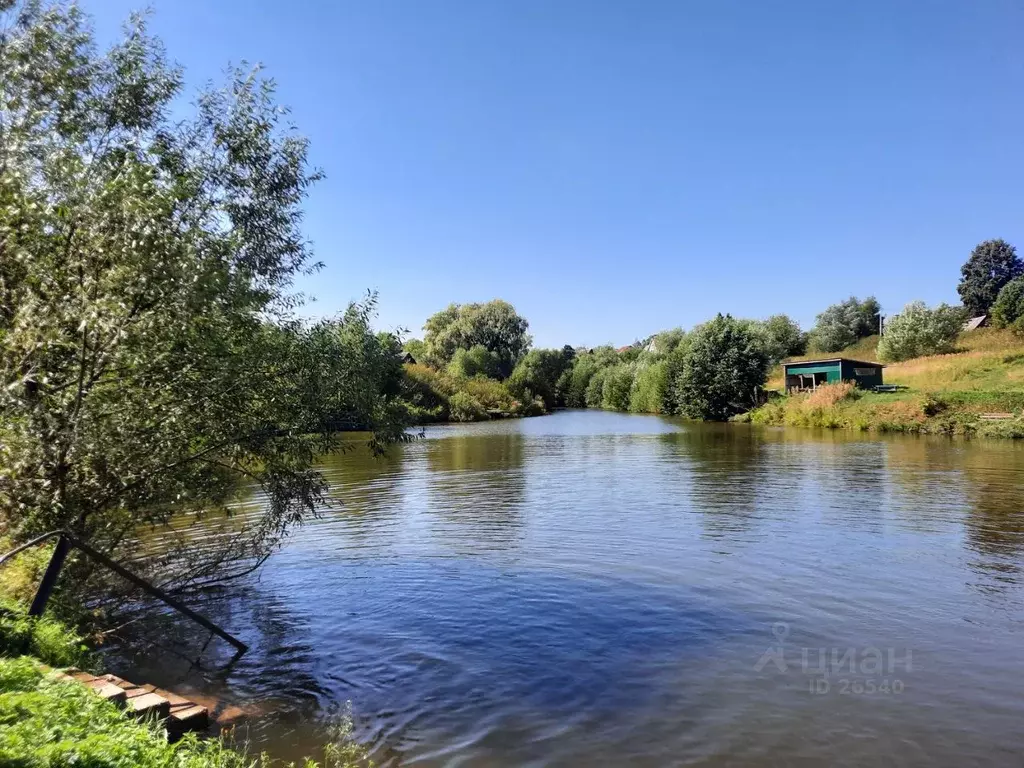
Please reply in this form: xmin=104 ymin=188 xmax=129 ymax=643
xmin=117 ymin=410 xmax=1024 ymax=766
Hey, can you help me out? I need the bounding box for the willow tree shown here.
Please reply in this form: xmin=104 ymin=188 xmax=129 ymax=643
xmin=0 ymin=2 xmax=407 ymax=595
xmin=422 ymin=300 xmax=531 ymax=378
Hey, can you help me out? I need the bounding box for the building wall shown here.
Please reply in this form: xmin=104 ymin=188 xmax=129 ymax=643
xmin=783 ymin=361 xmax=842 ymax=383
xmin=840 ymin=360 xmax=883 ymax=388
xmin=783 ymin=360 xmax=884 ymax=389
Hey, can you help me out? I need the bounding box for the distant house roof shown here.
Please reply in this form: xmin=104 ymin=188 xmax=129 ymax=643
xmin=963 ymin=315 xmax=988 ymax=332
xmin=783 ymin=357 xmax=884 ymax=370
xmin=399 ymin=351 xmax=416 ymax=364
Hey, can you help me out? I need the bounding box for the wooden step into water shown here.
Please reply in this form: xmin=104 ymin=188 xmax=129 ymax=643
xmin=49 ymin=667 xmax=209 ymax=740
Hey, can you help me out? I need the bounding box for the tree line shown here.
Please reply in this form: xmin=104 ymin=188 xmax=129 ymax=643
xmin=404 ymin=238 xmax=1024 ymax=424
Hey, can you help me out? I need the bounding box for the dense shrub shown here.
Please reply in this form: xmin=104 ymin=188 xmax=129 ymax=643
xmin=563 ymin=355 xmax=598 ymax=408
xmin=601 ymin=364 xmax=635 ymax=411
xmin=991 ymin=276 xmax=1024 ymax=333
xmin=401 ymin=363 xmax=454 ymax=421
xmin=507 ymin=347 xmax=575 ymax=409
xmin=670 ymin=314 xmax=769 ymax=420
xmin=401 ymin=364 xmax=524 ymax=422
xmin=0 ymin=603 xmax=88 ymax=669
xmin=566 ymin=347 xmax=618 ymax=407
xmin=629 ymin=360 xmax=669 ymax=413
xmin=461 ymin=377 xmax=516 ymax=412
xmin=584 ymin=367 xmax=610 ymax=408
xmin=447 ymin=345 xmax=502 ymax=379
xmin=650 ymin=328 xmax=686 ymax=355
xmin=877 ymin=302 xmax=966 ymax=362
xmin=757 ymin=314 xmax=808 ymax=363
xmin=448 ymin=392 xmax=489 ymax=422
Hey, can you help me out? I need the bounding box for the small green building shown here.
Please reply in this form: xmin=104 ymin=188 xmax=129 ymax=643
xmin=783 ymin=358 xmax=883 ymax=393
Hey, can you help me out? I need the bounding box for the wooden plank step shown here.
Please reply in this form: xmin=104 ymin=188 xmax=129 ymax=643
xmin=129 ymin=691 xmax=171 ymax=720
xmin=68 ymin=669 xmax=98 ymax=684
xmin=85 ymin=678 xmax=128 ymax=706
xmin=167 ymin=704 xmax=210 ymax=737
xmin=55 ymin=668 xmax=207 ymax=737
xmin=100 ymin=673 xmax=132 ymax=689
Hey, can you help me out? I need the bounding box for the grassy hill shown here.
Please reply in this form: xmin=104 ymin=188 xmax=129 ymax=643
xmin=750 ymin=329 xmax=1024 ymax=437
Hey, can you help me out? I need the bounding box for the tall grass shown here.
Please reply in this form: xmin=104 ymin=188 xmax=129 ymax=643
xmin=0 ymin=603 xmax=89 ymax=668
xmin=0 ymin=656 xmax=375 ymax=767
xmin=802 ymin=381 xmax=857 ymax=408
xmin=758 ymin=328 xmax=1024 ymax=436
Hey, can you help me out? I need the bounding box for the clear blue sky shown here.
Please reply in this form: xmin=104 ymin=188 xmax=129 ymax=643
xmin=91 ymin=0 xmax=1024 ymax=348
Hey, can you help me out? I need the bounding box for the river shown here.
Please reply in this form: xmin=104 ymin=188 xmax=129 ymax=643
xmin=115 ymin=410 xmax=1024 ymax=766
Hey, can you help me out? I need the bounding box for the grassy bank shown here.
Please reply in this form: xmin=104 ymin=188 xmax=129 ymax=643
xmin=0 ymin=596 xmax=372 ymax=767
xmin=745 ymin=329 xmax=1024 ymax=436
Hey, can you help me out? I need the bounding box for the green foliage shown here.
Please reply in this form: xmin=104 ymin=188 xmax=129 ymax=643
xmin=0 ymin=3 xmax=410 ymax=596
xmin=958 ymin=239 xmax=1023 ymax=316
xmin=810 ymin=297 xmax=881 ymax=352
xmin=0 ymin=658 xmax=372 ymax=767
xmin=400 ymin=363 xmax=526 ymax=422
xmin=617 ymin=345 xmax=642 ymax=363
xmin=507 ymin=347 xmax=575 ymax=410
xmin=650 ymin=328 xmax=686 ymax=355
xmin=447 ymin=391 xmax=489 ymax=422
xmin=877 ymin=302 xmax=966 ymax=362
xmin=400 ymin=364 xmax=452 ymax=422
xmin=661 ymin=339 xmax=690 ymax=414
xmin=461 ymin=377 xmax=516 ymax=412
xmin=402 ymin=338 xmax=426 ymax=362
xmin=447 ymin=345 xmax=502 ymax=379
xmin=757 ymin=314 xmax=808 ymax=363
xmin=582 ymin=366 xmax=609 ymax=408
xmin=0 ymin=537 xmax=52 ymax=607
xmin=0 ymin=603 xmax=88 ymax=669
xmin=991 ymin=276 xmax=1024 ymax=331
xmin=628 ymin=360 xmax=669 ymax=413
xmin=563 ymin=348 xmax=615 ymax=408
xmin=670 ymin=314 xmax=769 ymax=420
xmin=601 ymin=364 xmax=634 ymax=411
xmin=422 ymin=300 xmax=531 ymax=378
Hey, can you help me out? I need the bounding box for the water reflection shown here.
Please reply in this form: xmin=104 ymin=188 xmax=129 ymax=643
xmin=961 ymin=445 xmax=1024 ymax=589
xmin=660 ymin=425 xmax=769 ymax=540
xmin=112 ymin=412 xmax=1024 ymax=768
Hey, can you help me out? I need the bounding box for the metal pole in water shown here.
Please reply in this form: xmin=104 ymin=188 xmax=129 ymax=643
xmin=28 ymin=534 xmax=71 ymax=617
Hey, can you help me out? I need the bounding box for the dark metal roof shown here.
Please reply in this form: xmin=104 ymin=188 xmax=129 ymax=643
xmin=782 ymin=357 xmax=884 ymax=369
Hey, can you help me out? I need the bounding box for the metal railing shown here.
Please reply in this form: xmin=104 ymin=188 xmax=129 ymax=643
xmin=0 ymin=530 xmax=248 ymax=654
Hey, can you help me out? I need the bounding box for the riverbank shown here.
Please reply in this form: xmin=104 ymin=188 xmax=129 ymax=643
xmin=0 ymin=594 xmax=372 ymax=767
xmin=742 ymin=328 xmax=1024 ymax=437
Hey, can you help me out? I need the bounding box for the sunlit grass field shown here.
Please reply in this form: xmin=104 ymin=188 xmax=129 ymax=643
xmin=755 ymin=329 xmax=1024 ymax=436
